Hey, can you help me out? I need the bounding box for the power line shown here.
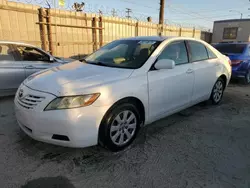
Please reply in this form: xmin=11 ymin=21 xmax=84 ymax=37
xmin=171 ymin=12 xmax=250 ymax=21
xmin=111 ymin=8 xmax=117 ymax=17
xmin=120 ymin=0 xmax=159 ymax=11
xmin=169 ymin=7 xmax=213 ymax=22
xmin=125 ymin=8 xmax=132 ymax=19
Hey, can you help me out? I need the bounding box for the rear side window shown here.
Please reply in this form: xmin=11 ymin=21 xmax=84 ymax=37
xmin=0 ymin=44 xmax=15 ymax=61
xmin=188 ymin=41 xmax=209 ymax=62
xmin=214 ymin=44 xmax=246 ymax=54
xmin=206 ymin=47 xmax=217 ymax=59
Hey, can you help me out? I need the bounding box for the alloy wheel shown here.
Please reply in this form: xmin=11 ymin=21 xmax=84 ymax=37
xmin=213 ymin=80 xmax=223 ymax=103
xmin=110 ymin=110 xmax=137 ymax=146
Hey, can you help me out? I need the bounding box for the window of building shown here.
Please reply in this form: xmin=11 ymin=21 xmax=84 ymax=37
xmin=223 ymin=27 xmax=238 ymax=39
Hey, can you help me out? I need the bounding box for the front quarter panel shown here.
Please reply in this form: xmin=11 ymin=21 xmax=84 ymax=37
xmin=85 ymin=74 xmax=149 ymax=123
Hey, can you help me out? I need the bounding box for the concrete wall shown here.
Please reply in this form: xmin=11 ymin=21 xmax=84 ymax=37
xmin=212 ymin=19 xmax=250 ymax=43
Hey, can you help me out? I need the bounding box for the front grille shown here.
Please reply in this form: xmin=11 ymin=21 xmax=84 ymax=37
xmin=17 ymin=94 xmax=45 ymax=109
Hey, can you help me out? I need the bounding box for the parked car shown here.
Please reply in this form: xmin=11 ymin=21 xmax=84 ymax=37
xmin=14 ymin=36 xmax=231 ymax=151
xmin=213 ymin=42 xmax=250 ymax=83
xmin=0 ymin=41 xmax=73 ymax=97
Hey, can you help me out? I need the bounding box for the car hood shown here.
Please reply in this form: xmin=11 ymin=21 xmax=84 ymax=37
xmin=24 ymin=61 xmax=134 ymax=96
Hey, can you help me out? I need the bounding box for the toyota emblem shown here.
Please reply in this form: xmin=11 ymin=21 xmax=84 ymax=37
xmin=19 ymin=89 xmax=24 ymax=98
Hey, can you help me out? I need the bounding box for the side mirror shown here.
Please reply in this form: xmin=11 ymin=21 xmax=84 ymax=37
xmin=154 ymin=59 xmax=175 ymax=70
xmin=49 ymin=56 xmax=55 ymax=62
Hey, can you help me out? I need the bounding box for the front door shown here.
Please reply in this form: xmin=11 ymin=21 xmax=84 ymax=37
xmin=0 ymin=44 xmax=25 ymax=92
xmin=13 ymin=45 xmax=59 ymax=78
xmin=148 ymin=40 xmax=194 ymax=121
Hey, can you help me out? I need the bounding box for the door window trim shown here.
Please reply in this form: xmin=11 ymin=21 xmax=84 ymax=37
xmin=13 ymin=45 xmax=51 ymax=62
xmin=150 ymin=40 xmax=190 ymax=71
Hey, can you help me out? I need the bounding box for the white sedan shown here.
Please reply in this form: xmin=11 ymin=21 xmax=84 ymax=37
xmin=14 ymin=36 xmax=231 ymax=151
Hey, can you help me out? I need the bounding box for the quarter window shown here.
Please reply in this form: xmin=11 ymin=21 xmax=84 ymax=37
xmin=206 ymin=47 xmax=217 ymax=59
xmin=188 ymin=41 xmax=209 ymax=62
xmin=158 ymin=41 xmax=188 ymax=65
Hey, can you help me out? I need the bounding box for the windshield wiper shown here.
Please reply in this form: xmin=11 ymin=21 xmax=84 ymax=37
xmin=79 ymin=58 xmax=87 ymax=63
xmin=87 ymin=61 xmax=111 ymax=67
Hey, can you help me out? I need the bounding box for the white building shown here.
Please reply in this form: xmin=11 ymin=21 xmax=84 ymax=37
xmin=212 ymin=19 xmax=250 ymax=43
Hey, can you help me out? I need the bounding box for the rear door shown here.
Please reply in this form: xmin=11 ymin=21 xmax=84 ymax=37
xmin=0 ymin=43 xmax=25 ymax=92
xmin=13 ymin=45 xmax=60 ymax=78
xmin=187 ymin=40 xmax=218 ymax=103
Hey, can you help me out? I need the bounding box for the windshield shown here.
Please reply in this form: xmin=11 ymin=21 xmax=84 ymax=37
xmin=85 ymin=40 xmax=161 ymax=69
xmin=214 ymin=43 xmax=247 ymax=54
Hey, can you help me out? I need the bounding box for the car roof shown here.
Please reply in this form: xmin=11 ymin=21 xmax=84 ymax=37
xmin=0 ymin=41 xmax=37 ymax=47
xmin=118 ymin=36 xmax=202 ymax=42
xmin=215 ymin=42 xmax=250 ymax=45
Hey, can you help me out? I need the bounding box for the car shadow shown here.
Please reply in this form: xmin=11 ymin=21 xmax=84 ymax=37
xmin=21 ymin=176 xmax=75 ymax=188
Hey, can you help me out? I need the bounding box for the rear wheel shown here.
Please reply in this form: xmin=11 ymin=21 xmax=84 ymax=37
xmin=243 ymin=71 xmax=250 ymax=84
xmin=210 ymin=77 xmax=225 ymax=105
xmin=99 ymin=103 xmax=140 ymax=151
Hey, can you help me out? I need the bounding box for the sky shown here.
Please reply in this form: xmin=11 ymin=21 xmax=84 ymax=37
xmin=15 ymin=0 xmax=250 ymax=30
xmin=75 ymin=0 xmax=250 ymax=30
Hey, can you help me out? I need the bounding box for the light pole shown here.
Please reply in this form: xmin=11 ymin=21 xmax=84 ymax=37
xmin=230 ymin=10 xmax=243 ymax=19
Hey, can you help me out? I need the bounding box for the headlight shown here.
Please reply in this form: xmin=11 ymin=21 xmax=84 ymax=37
xmin=44 ymin=93 xmax=100 ymax=111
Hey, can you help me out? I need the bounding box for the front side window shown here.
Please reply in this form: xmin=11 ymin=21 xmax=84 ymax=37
xmin=0 ymin=44 xmax=15 ymax=62
xmin=188 ymin=41 xmax=209 ymax=62
xmin=85 ymin=40 xmax=161 ymax=69
xmin=157 ymin=41 xmax=188 ymax=65
xmin=223 ymin=27 xmax=238 ymax=39
xmin=16 ymin=46 xmax=50 ymax=62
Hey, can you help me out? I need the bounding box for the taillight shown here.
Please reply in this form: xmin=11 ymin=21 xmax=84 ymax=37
xmin=231 ymin=60 xmax=242 ymax=65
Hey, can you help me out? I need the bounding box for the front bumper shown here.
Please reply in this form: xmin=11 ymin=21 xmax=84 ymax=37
xmin=14 ymin=85 xmax=110 ymax=148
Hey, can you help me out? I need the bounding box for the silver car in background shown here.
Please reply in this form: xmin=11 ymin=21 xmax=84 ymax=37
xmin=0 ymin=41 xmax=73 ymax=97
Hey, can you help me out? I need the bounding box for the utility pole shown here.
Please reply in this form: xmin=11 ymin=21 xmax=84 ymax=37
xmin=126 ymin=8 xmax=132 ymax=19
xmin=159 ymin=0 xmax=165 ymax=25
xmin=111 ymin=8 xmax=117 ymax=17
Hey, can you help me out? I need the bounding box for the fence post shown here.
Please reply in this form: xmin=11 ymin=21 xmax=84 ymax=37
xmin=192 ymin=27 xmax=195 ymax=38
xmin=158 ymin=24 xmax=163 ymax=36
xmin=98 ymin=16 xmax=103 ymax=48
xmin=46 ymin=9 xmax=54 ymax=55
xmin=92 ymin=17 xmax=97 ymax=52
xmin=38 ymin=8 xmax=47 ymax=51
xmin=179 ymin=27 xmax=182 ymax=36
xmin=135 ymin=22 xmax=139 ymax=36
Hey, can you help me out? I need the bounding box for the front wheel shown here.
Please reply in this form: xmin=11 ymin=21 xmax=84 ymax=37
xmin=98 ymin=103 xmax=140 ymax=151
xmin=210 ymin=77 xmax=225 ymax=105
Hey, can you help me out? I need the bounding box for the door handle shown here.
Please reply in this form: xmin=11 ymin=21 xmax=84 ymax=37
xmin=25 ymin=65 xmax=34 ymax=69
xmin=186 ymin=69 xmax=193 ymax=74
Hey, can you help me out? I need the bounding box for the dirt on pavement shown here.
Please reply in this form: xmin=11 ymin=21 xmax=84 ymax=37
xmin=0 ymin=84 xmax=250 ymax=188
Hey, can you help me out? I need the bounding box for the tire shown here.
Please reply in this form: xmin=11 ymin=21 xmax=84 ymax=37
xmin=98 ymin=103 xmax=141 ymax=152
xmin=210 ymin=77 xmax=225 ymax=105
xmin=243 ymin=71 xmax=250 ymax=84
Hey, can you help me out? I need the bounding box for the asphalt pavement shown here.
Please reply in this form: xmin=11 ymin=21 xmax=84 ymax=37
xmin=0 ymin=84 xmax=250 ymax=188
